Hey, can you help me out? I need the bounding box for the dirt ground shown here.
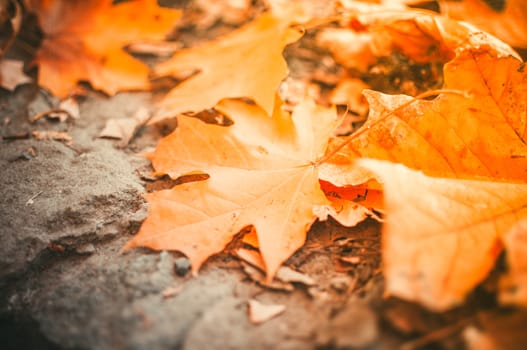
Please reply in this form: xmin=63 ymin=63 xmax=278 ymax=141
xmin=2 ymin=1 xmax=527 ymax=349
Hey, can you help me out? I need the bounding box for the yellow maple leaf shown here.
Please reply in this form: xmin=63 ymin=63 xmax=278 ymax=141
xmin=125 ymin=98 xmax=343 ymax=280
xmin=151 ymin=11 xmax=303 ymax=122
xmin=357 ymin=158 xmax=527 ymax=311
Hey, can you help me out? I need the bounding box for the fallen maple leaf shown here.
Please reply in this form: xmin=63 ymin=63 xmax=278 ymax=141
xmin=151 ymin=11 xmax=303 ymax=122
xmin=321 ymin=87 xmax=527 ymax=183
xmin=320 ymin=15 xmax=527 ymax=184
xmin=440 ymin=0 xmax=527 ymax=48
xmin=356 ymin=158 xmax=527 ymax=311
xmin=125 ymin=98 xmax=343 ymax=279
xmin=28 ymin=0 xmax=180 ymax=97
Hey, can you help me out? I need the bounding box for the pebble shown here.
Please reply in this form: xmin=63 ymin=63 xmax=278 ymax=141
xmin=174 ymin=257 xmax=191 ymax=276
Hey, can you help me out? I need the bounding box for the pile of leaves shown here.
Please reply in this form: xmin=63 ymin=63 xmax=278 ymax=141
xmin=2 ymin=0 xmax=527 ymax=315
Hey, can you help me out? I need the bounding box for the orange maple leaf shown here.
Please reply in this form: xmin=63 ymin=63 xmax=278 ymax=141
xmin=440 ymin=0 xmax=527 ymax=48
xmin=28 ymin=0 xmax=180 ymax=96
xmin=124 ymin=98 xmax=348 ymax=280
xmin=151 ymin=11 xmax=303 ymax=122
xmin=349 ymin=8 xmax=520 ymax=64
xmin=321 ymin=14 xmax=527 ymax=184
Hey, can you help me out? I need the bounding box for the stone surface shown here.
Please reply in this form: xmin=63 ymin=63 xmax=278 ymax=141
xmin=0 ymin=88 xmax=149 ymax=282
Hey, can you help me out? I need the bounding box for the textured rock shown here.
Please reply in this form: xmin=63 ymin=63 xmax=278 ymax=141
xmin=0 ymin=89 xmax=148 ymax=282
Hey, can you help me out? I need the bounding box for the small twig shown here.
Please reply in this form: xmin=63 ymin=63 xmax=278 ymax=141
xmin=25 ymin=191 xmax=43 ymax=206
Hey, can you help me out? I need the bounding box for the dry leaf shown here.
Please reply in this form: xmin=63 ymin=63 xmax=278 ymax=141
xmin=266 ymin=0 xmax=337 ymax=24
xmin=161 ymin=285 xmax=183 ymax=299
xmin=356 ymin=158 xmax=527 ymax=311
xmin=440 ymin=0 xmax=527 ymax=48
xmin=338 ymin=0 xmax=408 ymax=11
xmin=32 ymin=130 xmax=72 ymax=144
xmin=242 ymin=263 xmax=294 ymax=292
xmin=463 ymin=311 xmax=527 ymax=350
xmin=354 ymin=9 xmax=518 ymax=63
xmin=30 ymin=97 xmax=80 ymax=123
xmin=0 ymin=59 xmax=31 ymax=90
xmin=235 ymin=247 xmax=266 ymax=271
xmin=329 ymin=78 xmax=370 ymax=116
xmin=151 ymin=11 xmax=303 ymax=122
xmin=124 ymin=98 xmax=342 ymax=280
xmin=28 ymin=0 xmax=180 ymax=96
xmin=275 ymin=266 xmax=316 ymax=286
xmin=248 ymin=299 xmax=286 ymax=324
xmin=464 ymin=326 xmax=497 ymax=350
xmin=321 ymin=51 xmax=527 ymax=184
xmin=241 ymin=227 xmax=260 ymax=248
xmin=192 ymin=0 xmax=252 ymax=28
xmin=313 ymin=196 xmax=375 ymax=227
xmin=318 ymin=10 xmax=527 ymax=184
xmin=126 ymin=41 xmax=182 ymax=58
xmin=316 ymin=29 xmax=375 ymax=71
xmin=99 ymin=107 xmax=150 ymax=147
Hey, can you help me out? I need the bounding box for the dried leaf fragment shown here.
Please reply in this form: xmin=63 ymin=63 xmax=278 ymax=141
xmin=275 ymin=266 xmax=316 ymax=286
xmin=248 ymin=299 xmax=286 ymax=324
xmin=30 ymin=97 xmax=80 ymax=123
xmin=242 ymin=263 xmax=294 ymax=292
xmin=32 ymin=130 xmax=72 ymax=144
xmin=0 ymin=59 xmax=31 ymax=90
xmin=100 ymin=107 xmax=150 ymax=147
xmin=161 ymin=285 xmax=183 ymax=299
xmin=235 ymin=247 xmax=266 ymax=271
